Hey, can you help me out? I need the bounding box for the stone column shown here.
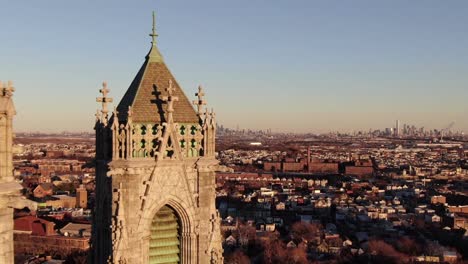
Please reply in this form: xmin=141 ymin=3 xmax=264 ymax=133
xmin=0 ymin=206 xmax=14 ymax=262
xmin=5 ymin=116 xmax=13 ymax=183
xmin=180 ymin=232 xmax=191 ymax=264
xmin=0 ymin=116 xmax=10 ymax=182
xmin=196 ymin=158 xmax=223 ymax=263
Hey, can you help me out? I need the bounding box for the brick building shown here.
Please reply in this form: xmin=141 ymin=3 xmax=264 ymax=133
xmin=309 ymin=161 xmax=339 ymax=174
xmin=345 ymin=159 xmax=374 ymax=177
xmin=14 ymin=216 xmax=89 ymax=257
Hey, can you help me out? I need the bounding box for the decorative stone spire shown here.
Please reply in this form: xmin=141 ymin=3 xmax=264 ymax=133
xmin=2 ymin=81 xmax=15 ymax=98
xmin=210 ymin=108 xmax=216 ymax=125
xmin=95 ymin=110 xmax=101 ymax=123
xmin=193 ymin=85 xmax=206 ymax=115
xmin=0 ymin=80 xmax=16 ymax=116
xmin=125 ymin=106 xmax=133 ymax=159
xmin=127 ymin=106 xmax=133 ymax=120
xmin=96 ymin=81 xmax=113 ymax=125
xmin=111 ymin=107 xmax=120 ymax=159
xmin=203 ymin=108 xmax=210 ymax=127
xmin=112 ymin=107 xmax=119 ymax=127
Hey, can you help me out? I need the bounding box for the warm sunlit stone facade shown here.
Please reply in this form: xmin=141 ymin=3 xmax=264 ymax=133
xmin=0 ymin=81 xmax=36 ymax=263
xmin=92 ymin=13 xmax=223 ymax=264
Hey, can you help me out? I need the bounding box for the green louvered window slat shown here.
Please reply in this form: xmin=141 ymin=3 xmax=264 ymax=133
xmin=149 ymin=205 xmax=181 ymax=264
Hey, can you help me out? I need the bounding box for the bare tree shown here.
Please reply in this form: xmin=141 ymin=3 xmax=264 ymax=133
xmin=281 ymin=248 xmax=308 ymax=264
xmin=291 ymin=221 xmax=320 ymax=243
xmin=260 ymin=232 xmax=285 ymax=264
xmin=368 ymin=239 xmax=408 ymax=264
xmin=64 ymin=251 xmax=88 ymax=264
xmin=225 ymin=249 xmax=250 ymax=264
xmin=396 ymin=237 xmax=423 ymax=256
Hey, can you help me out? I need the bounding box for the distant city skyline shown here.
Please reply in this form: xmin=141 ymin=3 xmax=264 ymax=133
xmin=15 ymin=120 xmax=464 ymax=135
xmin=1 ymin=1 xmax=467 ymax=133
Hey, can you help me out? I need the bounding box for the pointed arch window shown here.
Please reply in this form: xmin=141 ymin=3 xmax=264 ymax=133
xmin=149 ymin=205 xmax=180 ymax=264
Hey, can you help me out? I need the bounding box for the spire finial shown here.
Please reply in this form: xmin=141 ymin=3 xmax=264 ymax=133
xmin=146 ymin=11 xmax=163 ymax=62
xmin=150 ymin=11 xmax=158 ymax=46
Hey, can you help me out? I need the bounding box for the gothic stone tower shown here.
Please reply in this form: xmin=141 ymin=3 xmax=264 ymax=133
xmin=0 ymin=81 xmax=36 ymax=262
xmin=92 ymin=13 xmax=223 ymax=264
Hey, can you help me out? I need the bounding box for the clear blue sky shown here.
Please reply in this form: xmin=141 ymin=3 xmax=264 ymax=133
xmin=1 ymin=0 xmax=467 ymax=133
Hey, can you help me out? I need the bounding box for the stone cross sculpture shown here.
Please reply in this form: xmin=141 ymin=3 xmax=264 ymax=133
xmin=162 ymin=80 xmax=178 ymax=121
xmin=96 ymin=81 xmax=113 ymax=125
xmin=193 ymin=85 xmax=206 ymax=115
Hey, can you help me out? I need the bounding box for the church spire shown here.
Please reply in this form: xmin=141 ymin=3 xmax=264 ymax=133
xmin=147 ymin=11 xmax=163 ymax=62
xmin=117 ymin=11 xmax=198 ymax=124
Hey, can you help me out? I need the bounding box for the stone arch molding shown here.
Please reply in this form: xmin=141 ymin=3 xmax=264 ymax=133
xmin=139 ymin=196 xmax=199 ymax=263
xmin=140 ymin=195 xmax=197 ymax=235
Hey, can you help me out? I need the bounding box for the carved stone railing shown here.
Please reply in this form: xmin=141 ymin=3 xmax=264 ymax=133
xmin=111 ymin=120 xmax=207 ymax=160
xmin=96 ymin=82 xmax=217 ymax=162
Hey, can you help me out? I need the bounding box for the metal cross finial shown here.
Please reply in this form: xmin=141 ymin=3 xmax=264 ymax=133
xmin=149 ymin=11 xmax=158 ymax=46
xmin=193 ymin=85 xmax=206 ymax=114
xmin=96 ymin=81 xmax=113 ymax=122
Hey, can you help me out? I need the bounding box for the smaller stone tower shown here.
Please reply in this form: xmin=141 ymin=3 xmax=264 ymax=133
xmin=92 ymin=13 xmax=223 ymax=264
xmin=0 ymin=81 xmax=36 ymax=263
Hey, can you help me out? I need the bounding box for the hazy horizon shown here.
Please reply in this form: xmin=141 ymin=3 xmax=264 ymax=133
xmin=1 ymin=1 xmax=467 ymax=133
xmin=12 ymin=121 xmax=465 ymax=135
